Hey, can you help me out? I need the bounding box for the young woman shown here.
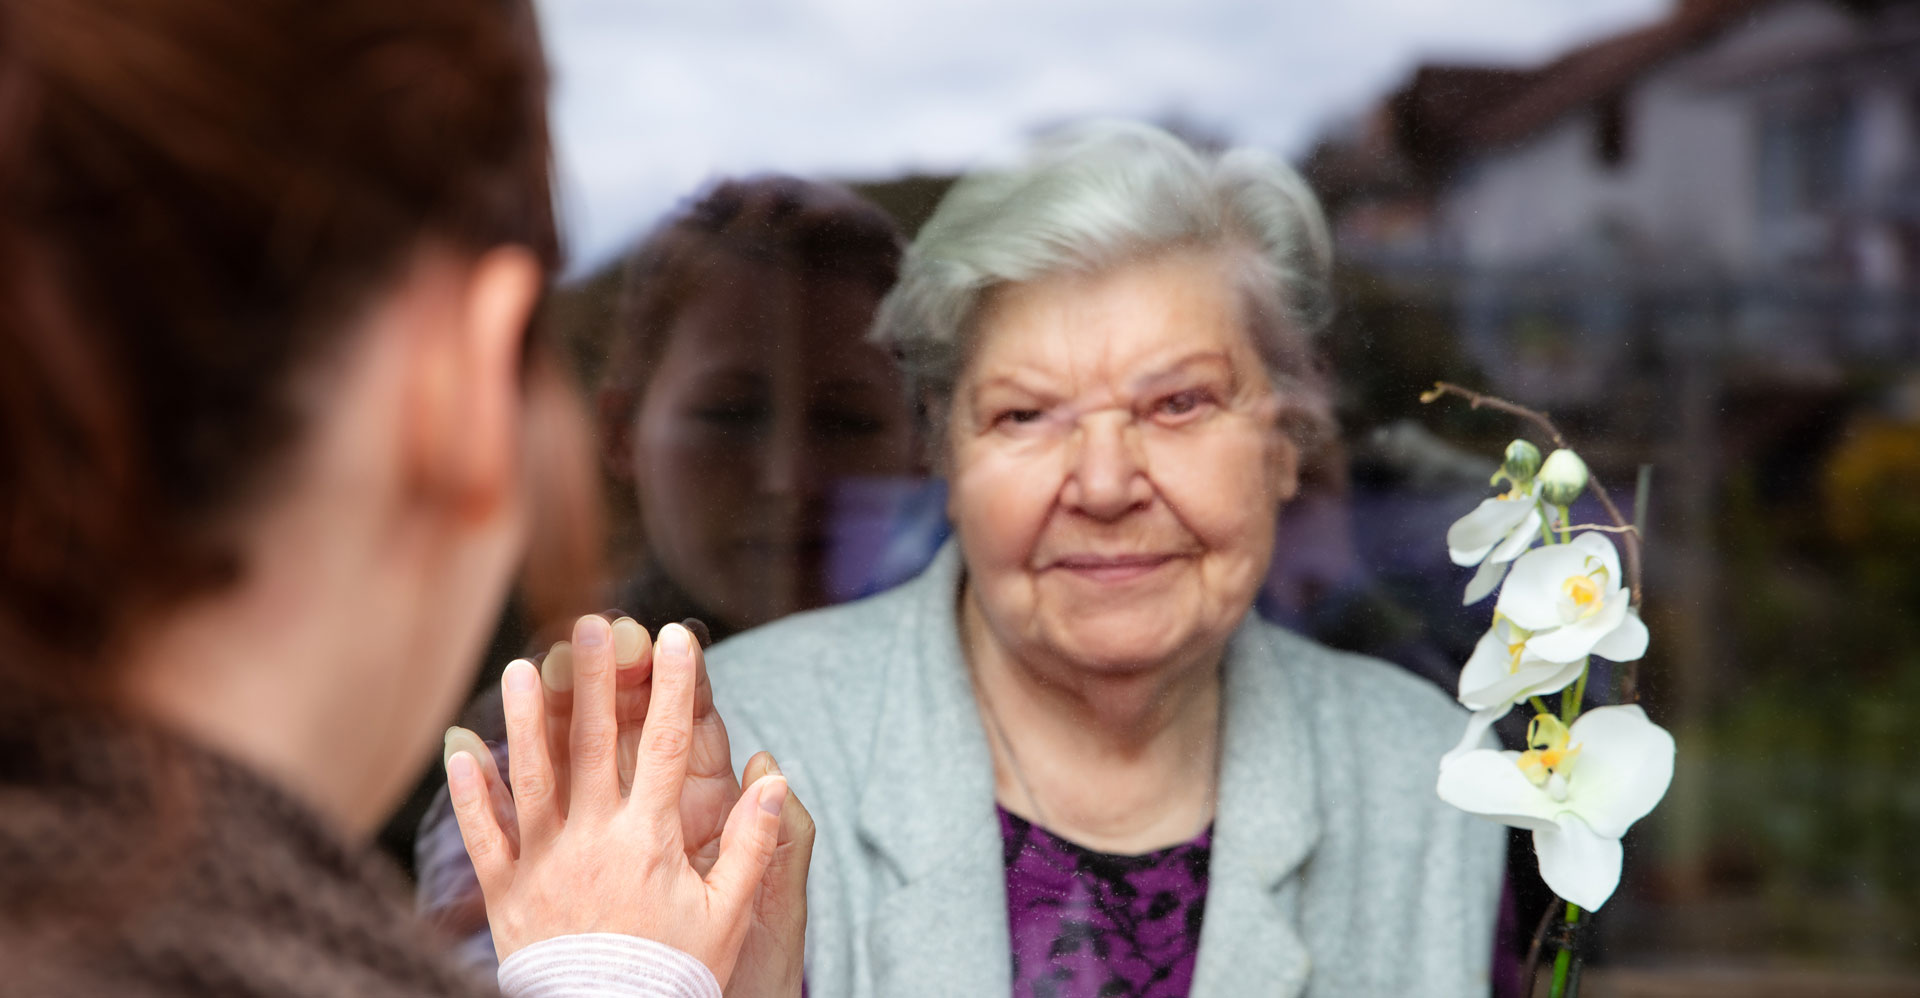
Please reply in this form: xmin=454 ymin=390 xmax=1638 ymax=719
xmin=0 ymin=1 xmax=804 ymax=995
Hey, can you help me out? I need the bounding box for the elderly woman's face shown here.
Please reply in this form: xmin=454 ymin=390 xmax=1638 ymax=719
xmin=947 ymin=249 xmax=1300 ymax=675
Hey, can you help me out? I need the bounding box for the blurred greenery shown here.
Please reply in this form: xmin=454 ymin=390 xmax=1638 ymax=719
xmin=1705 ymin=418 xmax=1920 ymax=952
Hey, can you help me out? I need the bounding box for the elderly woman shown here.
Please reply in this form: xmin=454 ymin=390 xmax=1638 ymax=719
xmin=696 ymin=122 xmax=1504 ymax=997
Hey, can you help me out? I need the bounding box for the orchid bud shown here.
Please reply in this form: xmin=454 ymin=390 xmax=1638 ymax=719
xmin=1539 ymin=449 xmax=1589 ymax=506
xmin=1502 ymin=439 xmax=1543 ymax=483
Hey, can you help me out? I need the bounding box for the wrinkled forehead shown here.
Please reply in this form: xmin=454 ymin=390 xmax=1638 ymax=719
xmin=960 ymin=249 xmax=1265 ymax=400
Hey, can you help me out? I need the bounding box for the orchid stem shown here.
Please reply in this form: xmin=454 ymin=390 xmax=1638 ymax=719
xmin=1561 ymin=663 xmax=1589 ymax=725
xmin=1548 ymin=903 xmax=1583 ymax=998
xmin=1529 ymin=696 xmax=1552 ymax=717
xmin=1421 ymin=382 xmax=1644 ymax=603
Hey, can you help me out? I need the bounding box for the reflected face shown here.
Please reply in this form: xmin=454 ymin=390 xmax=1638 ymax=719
xmin=947 ymin=249 xmax=1299 ymax=677
xmin=628 ymin=258 xmax=913 ymax=631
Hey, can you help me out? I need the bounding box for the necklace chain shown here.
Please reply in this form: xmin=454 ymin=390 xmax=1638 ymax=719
xmin=975 ymin=677 xmax=1219 ymax=842
xmin=977 ymin=681 xmax=1056 ymax=829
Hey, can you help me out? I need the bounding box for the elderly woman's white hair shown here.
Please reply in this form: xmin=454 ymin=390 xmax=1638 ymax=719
xmin=872 ymin=119 xmax=1336 ymax=447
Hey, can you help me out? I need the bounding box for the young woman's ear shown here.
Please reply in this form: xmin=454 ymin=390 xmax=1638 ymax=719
xmin=404 ymin=246 xmax=543 ymax=523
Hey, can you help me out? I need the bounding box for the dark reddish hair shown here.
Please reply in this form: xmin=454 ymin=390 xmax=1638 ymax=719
xmin=599 ymin=176 xmax=904 ymax=434
xmin=0 ymin=0 xmax=565 ymax=705
xmin=588 ymin=177 xmax=904 ymax=566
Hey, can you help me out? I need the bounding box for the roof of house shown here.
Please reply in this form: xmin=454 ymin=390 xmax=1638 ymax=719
xmin=1310 ymin=0 xmax=1896 ymax=202
xmin=1461 ymin=0 xmax=1774 ymax=147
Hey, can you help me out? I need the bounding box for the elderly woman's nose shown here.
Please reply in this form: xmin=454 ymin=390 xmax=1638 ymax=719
xmin=1061 ymin=413 xmax=1152 ymax=519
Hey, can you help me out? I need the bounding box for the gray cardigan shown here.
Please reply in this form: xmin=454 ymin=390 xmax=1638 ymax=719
xmin=708 ymin=543 xmax=1504 ymax=997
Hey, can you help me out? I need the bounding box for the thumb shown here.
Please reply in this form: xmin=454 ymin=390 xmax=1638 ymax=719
xmin=744 ymin=752 xmax=814 ymax=907
xmin=706 ymin=773 xmax=787 ymax=913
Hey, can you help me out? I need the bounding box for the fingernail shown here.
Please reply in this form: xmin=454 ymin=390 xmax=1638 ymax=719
xmin=504 ymin=658 xmax=539 ymax=694
xmin=574 ymin=614 xmax=608 ymax=649
xmin=680 ymin=617 xmax=710 ymax=648
xmin=541 ymin=641 xmax=573 ymax=692
xmin=446 ymin=750 xmax=480 ymax=794
xmin=662 ymin=623 xmax=690 ymax=659
xmin=612 ymin=617 xmax=645 ymax=667
xmin=759 ymin=777 xmax=788 ymax=816
xmin=764 ymin=755 xmax=782 ymax=775
xmin=443 ymin=726 xmax=490 ymax=768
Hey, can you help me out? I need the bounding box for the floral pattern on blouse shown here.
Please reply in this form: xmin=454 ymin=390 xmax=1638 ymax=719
xmin=1000 ymin=806 xmax=1212 ymax=998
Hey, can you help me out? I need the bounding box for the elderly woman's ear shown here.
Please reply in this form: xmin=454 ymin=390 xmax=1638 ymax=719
xmin=1247 ymin=386 xmax=1304 ymax=506
xmin=1268 ymin=430 xmax=1303 ymax=506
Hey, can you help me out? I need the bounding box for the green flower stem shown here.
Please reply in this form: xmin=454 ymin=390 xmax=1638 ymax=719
xmin=1557 ymin=505 xmax=1572 ymax=544
xmin=1548 ymin=903 xmax=1583 ymax=998
xmin=1560 ymin=662 xmax=1589 ymax=725
xmin=1529 ymin=696 xmax=1552 ymax=716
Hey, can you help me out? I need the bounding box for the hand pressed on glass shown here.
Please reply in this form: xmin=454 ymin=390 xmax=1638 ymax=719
xmin=540 ymin=613 xmax=815 ymax=997
xmin=443 ymin=615 xmax=790 ymax=988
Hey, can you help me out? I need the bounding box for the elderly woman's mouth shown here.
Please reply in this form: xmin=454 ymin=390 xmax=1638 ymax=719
xmin=1047 ymin=553 xmax=1185 ymax=583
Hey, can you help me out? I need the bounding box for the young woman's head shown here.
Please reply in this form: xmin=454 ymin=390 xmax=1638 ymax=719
xmin=597 ymin=178 xmax=916 ymax=631
xmin=0 ymin=0 xmax=586 ymax=830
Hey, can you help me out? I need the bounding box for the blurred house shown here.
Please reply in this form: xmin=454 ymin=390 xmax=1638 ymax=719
xmin=1314 ymin=0 xmax=1920 ymax=284
xmin=1310 ymin=0 xmax=1920 ymax=419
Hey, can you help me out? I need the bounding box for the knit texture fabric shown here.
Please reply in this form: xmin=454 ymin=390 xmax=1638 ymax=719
xmin=0 ymin=705 xmax=498 ymax=998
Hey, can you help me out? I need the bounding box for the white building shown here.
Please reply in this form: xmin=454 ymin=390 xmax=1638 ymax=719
xmin=1306 ymin=0 xmax=1920 ymax=400
xmin=1434 ymin=0 xmax=1920 ymax=288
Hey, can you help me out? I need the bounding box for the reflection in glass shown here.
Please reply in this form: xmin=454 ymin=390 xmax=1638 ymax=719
xmin=592 ymin=177 xmax=924 ymax=640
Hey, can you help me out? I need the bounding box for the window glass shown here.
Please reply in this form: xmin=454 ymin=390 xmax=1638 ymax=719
xmin=385 ymin=1 xmax=1920 ymax=991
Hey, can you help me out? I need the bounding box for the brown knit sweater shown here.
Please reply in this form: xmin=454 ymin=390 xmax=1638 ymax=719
xmin=0 ymin=706 xmax=497 ymax=998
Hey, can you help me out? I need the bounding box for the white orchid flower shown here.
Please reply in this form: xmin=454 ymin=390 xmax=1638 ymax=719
xmin=1458 ymin=615 xmax=1583 ymax=712
xmin=1437 ymin=705 xmax=1675 ymax=911
xmin=1496 ymin=532 xmax=1649 ymax=664
xmin=1447 ymin=484 xmax=1543 ymax=605
xmin=1443 ymin=615 xmax=1588 ymax=760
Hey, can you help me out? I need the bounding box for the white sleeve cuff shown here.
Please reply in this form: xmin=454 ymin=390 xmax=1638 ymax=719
xmin=496 ymin=933 xmax=722 ymax=998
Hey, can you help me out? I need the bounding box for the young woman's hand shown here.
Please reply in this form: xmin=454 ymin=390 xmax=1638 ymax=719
xmin=525 ymin=615 xmax=815 ymax=997
xmin=443 ymin=615 xmax=785 ymax=987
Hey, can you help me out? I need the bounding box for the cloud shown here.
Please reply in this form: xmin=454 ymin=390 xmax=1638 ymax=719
xmin=535 ymin=0 xmax=1672 ymax=272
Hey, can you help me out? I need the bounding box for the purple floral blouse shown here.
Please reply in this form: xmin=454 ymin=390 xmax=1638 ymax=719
xmin=999 ymin=806 xmax=1212 ymax=998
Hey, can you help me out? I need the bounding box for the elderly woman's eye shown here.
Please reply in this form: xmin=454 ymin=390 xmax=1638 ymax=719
xmin=994 ymin=408 xmax=1045 ymax=427
xmin=1155 ymin=389 xmax=1213 ymax=419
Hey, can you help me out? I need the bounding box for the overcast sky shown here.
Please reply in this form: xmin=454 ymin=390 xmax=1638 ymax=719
xmin=536 ymin=0 xmax=1673 ymax=273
